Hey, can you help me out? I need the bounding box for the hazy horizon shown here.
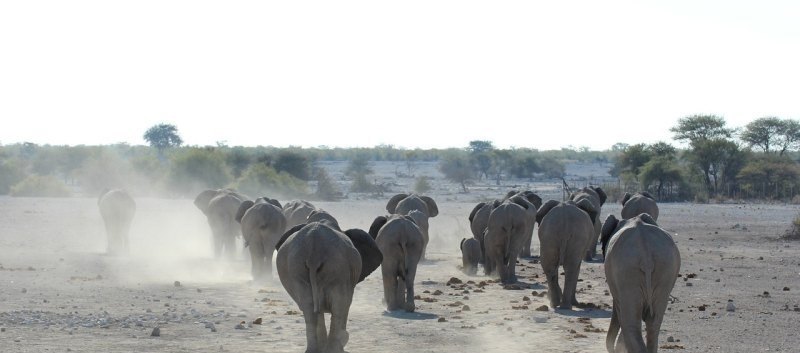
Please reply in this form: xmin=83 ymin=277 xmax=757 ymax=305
xmin=2 ymin=1 xmax=799 ymax=150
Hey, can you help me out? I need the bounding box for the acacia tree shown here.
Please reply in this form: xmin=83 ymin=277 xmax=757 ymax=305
xmin=143 ymin=123 xmax=183 ymax=158
xmin=741 ymin=117 xmax=800 ymax=156
xmin=671 ymin=115 xmax=735 ymax=196
xmin=439 ymin=151 xmax=472 ymax=193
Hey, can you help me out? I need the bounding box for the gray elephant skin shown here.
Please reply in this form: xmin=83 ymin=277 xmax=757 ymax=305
xmin=194 ymin=189 xmax=249 ymax=259
xmin=468 ymin=199 xmax=500 ymax=264
xmin=386 ymin=193 xmax=438 ymax=259
xmin=569 ymin=186 xmax=607 ymax=261
xmin=282 ymin=199 xmax=319 ymax=228
xmin=536 ymin=199 xmax=597 ymax=310
xmin=601 ymin=214 xmax=680 ymax=353
xmin=621 ymin=191 xmax=659 ymax=221
xmin=98 ymin=189 xmax=136 ymax=255
xmin=483 ymin=199 xmax=532 ymax=284
xmin=460 ymin=238 xmax=481 ymax=275
xmin=469 ymin=190 xmax=541 ymax=263
xmin=369 ymin=214 xmax=424 ymax=312
xmin=235 ymin=197 xmax=286 ymax=282
xmin=276 ymin=222 xmax=382 ymax=353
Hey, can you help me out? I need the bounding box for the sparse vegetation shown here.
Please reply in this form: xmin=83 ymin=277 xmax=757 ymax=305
xmin=414 ymin=176 xmax=432 ymax=193
xmin=10 ymin=175 xmax=71 ymax=197
xmin=782 ymin=213 xmax=800 ymax=240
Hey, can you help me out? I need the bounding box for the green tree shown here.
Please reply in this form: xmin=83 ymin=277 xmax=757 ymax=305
xmin=670 ymin=115 xmax=733 ymax=142
xmin=345 ymin=153 xmax=373 ymax=177
xmin=671 ymin=115 xmax=735 ymax=196
xmin=274 ymin=150 xmax=311 ymax=180
xmin=468 ymin=140 xmax=494 ymax=180
xmin=167 ymin=147 xmax=231 ymax=196
xmin=741 ymin=117 xmax=784 ymax=154
xmin=638 ymin=156 xmax=683 ymax=200
xmin=439 ymin=151 xmax=472 ymax=192
xmin=143 ymin=123 xmax=183 ymax=158
xmin=314 ymin=167 xmax=341 ymax=201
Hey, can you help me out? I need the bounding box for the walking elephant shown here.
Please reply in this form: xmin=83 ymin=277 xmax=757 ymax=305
xmin=282 ymin=200 xmax=319 ymax=228
xmin=569 ymin=186 xmax=607 ymax=261
xmin=621 ymin=191 xmax=659 ymax=221
xmin=386 ymin=193 xmax=438 ymax=259
xmin=194 ymin=189 xmax=249 ymax=259
xmin=504 ymin=190 xmax=542 ymax=258
xmin=98 ymin=189 xmax=136 ymax=255
xmin=369 ymin=214 xmax=424 ymax=312
xmin=468 ymin=199 xmax=501 ymax=264
xmin=601 ymin=214 xmax=680 ymax=353
xmin=235 ymin=197 xmax=286 ymax=282
xmin=276 ymin=222 xmax=382 ymax=353
xmin=460 ymin=238 xmax=481 ymax=275
xmin=484 ymin=199 xmax=536 ymax=283
xmin=536 ymin=199 xmax=597 ymax=310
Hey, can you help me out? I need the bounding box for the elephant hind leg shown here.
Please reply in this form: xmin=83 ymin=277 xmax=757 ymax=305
xmin=327 ymin=286 xmax=353 ymax=353
xmin=619 ymin=296 xmax=646 ymax=353
xmin=560 ymin=261 xmax=583 ymax=310
xmin=381 ymin=266 xmax=400 ymax=311
xmin=645 ymin=297 xmax=669 ymax=353
xmin=302 ymin=311 xmax=325 ymax=353
xmin=606 ymin=302 xmax=621 ymax=353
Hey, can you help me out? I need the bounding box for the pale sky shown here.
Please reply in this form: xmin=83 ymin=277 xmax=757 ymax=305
xmin=1 ymin=1 xmax=799 ymax=150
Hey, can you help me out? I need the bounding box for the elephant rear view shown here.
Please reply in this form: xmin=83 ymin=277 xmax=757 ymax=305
xmin=98 ymin=189 xmax=136 ymax=255
xmin=194 ymin=189 xmax=249 ymax=259
xmin=484 ymin=201 xmax=528 ymax=284
xmin=568 ymin=186 xmax=606 ymax=261
xmin=536 ymin=199 xmax=597 ymax=310
xmin=236 ymin=198 xmax=286 ymax=282
xmin=620 ymin=191 xmax=659 ymax=221
xmin=601 ymin=214 xmax=680 ymax=353
xmin=386 ymin=193 xmax=438 ymax=259
xmin=276 ymin=222 xmax=381 ymax=353
xmin=370 ymin=214 xmax=424 ymax=312
xmin=460 ymin=238 xmax=481 ymax=275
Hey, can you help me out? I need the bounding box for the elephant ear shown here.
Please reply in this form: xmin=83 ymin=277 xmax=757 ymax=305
xmin=468 ymin=202 xmax=486 ymax=223
xmin=600 ymin=214 xmax=620 ymax=258
xmin=594 ymin=187 xmax=607 ymax=206
xmin=235 ymin=200 xmax=255 ymax=223
xmin=640 ymin=191 xmax=655 ymax=200
xmin=536 ymin=200 xmax=560 ymax=225
xmin=308 ymin=210 xmax=340 ymax=230
xmin=419 ymin=195 xmax=439 ymax=217
xmin=194 ymin=189 xmax=219 ymax=215
xmin=368 ymin=216 xmax=389 ymax=239
xmin=504 ymin=190 xmax=519 ymax=200
xmin=276 ymin=223 xmax=307 ymax=250
xmin=97 ymin=188 xmax=112 ymax=204
xmin=386 ymin=193 xmax=408 ymax=214
xmin=509 ymin=195 xmax=533 ymax=210
xmin=460 ymin=238 xmax=466 ymax=250
xmin=621 ymin=192 xmax=632 ymax=206
xmin=575 ymin=198 xmax=598 ymax=224
xmin=522 ymin=191 xmax=543 ymax=210
xmin=344 ymin=228 xmax=383 ymax=283
xmin=257 ymin=197 xmax=282 ymax=209
xmin=637 ymin=213 xmax=658 ymax=226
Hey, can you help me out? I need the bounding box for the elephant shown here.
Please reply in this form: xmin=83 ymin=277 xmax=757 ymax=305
xmin=98 ymin=189 xmax=136 ymax=255
xmin=194 ymin=189 xmax=249 ymax=259
xmin=276 ymin=222 xmax=382 ymax=353
xmin=307 ymin=209 xmax=341 ymax=231
xmin=369 ymin=214 xmax=425 ymax=312
xmin=600 ymin=214 xmax=680 ymax=353
xmin=504 ymin=190 xmax=542 ymax=258
xmin=483 ymin=200 xmax=530 ymax=283
xmin=460 ymin=238 xmax=481 ymax=275
xmin=569 ymin=186 xmax=607 ymax=261
xmin=468 ymin=199 xmax=501 ymax=264
xmin=536 ymin=199 xmax=597 ymax=310
xmin=386 ymin=193 xmax=438 ymax=259
xmin=282 ymin=200 xmax=319 ymax=228
xmin=621 ymin=191 xmax=659 ymax=221
xmin=235 ymin=197 xmax=287 ymax=282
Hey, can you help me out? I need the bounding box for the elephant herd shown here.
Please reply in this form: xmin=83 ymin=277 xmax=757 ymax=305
xmin=96 ymin=187 xmax=679 ymax=353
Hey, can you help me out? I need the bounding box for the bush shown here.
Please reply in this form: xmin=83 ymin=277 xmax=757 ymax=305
xmin=414 ymin=176 xmax=432 ymax=194
xmin=10 ymin=175 xmax=71 ymax=197
xmin=234 ymin=163 xmax=309 ymax=199
xmin=782 ymin=213 xmax=800 ymax=240
xmin=0 ymin=159 xmax=27 ymax=194
xmin=167 ymin=148 xmax=232 ymax=196
xmin=350 ymin=173 xmax=377 ymax=193
xmin=314 ymin=167 xmax=342 ymax=201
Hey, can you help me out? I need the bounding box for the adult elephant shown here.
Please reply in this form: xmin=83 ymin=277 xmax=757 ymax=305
xmin=369 ymin=214 xmax=424 ymax=312
xmin=98 ymin=189 xmax=136 ymax=255
xmin=385 ymin=193 xmax=438 ymax=259
xmin=569 ymin=186 xmax=607 ymax=261
xmin=282 ymin=200 xmax=318 ymax=228
xmin=483 ymin=200 xmax=530 ymax=284
xmin=276 ymin=222 xmax=382 ymax=353
xmin=468 ymin=199 xmax=501 ymax=264
xmin=601 ymin=214 xmax=680 ymax=353
xmin=194 ymin=189 xmax=249 ymax=259
xmin=235 ymin=197 xmax=286 ymax=282
xmin=621 ymin=191 xmax=659 ymax=221
xmin=536 ymin=199 xmax=597 ymax=310
xmin=505 ymin=190 xmax=542 ymax=258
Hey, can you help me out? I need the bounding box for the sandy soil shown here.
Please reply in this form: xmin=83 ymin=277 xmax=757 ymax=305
xmin=1 ymin=193 xmax=799 ymax=353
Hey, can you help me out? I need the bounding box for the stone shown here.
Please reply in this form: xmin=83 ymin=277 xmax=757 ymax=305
xmin=150 ymin=327 xmax=161 ymax=337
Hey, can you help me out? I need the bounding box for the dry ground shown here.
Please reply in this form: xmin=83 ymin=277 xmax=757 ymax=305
xmin=1 ymin=194 xmax=799 ymax=353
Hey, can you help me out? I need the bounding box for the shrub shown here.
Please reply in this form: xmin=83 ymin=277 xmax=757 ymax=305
xmin=234 ymin=163 xmax=309 ymax=199
xmin=315 ymin=167 xmax=342 ymax=201
xmin=167 ymin=148 xmax=232 ymax=196
xmin=0 ymin=159 xmax=27 ymax=194
xmin=782 ymin=213 xmax=800 ymax=240
xmin=414 ymin=176 xmax=432 ymax=193
xmin=350 ymin=173 xmax=377 ymax=193
xmin=10 ymin=175 xmax=71 ymax=197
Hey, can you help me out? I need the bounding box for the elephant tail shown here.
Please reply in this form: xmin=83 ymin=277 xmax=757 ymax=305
xmin=641 ymin=258 xmax=656 ymax=320
xmin=308 ymin=260 xmax=324 ymax=314
xmin=399 ymin=240 xmax=410 ymax=280
xmin=503 ymin=225 xmax=515 ymax=267
xmin=606 ymin=304 xmax=620 ymax=352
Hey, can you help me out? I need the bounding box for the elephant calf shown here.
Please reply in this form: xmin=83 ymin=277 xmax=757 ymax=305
xmin=276 ymin=222 xmax=382 ymax=353
xmin=536 ymin=199 xmax=597 ymax=310
xmin=370 ymin=214 xmax=424 ymax=312
xmin=98 ymin=189 xmax=136 ymax=255
xmin=601 ymin=214 xmax=680 ymax=353
xmin=620 ymin=191 xmax=659 ymax=221
xmin=460 ymin=238 xmax=481 ymax=275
